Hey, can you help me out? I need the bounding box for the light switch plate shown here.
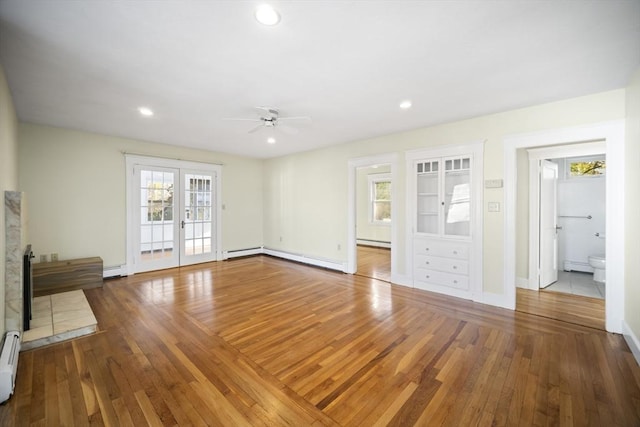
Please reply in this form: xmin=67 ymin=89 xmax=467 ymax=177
xmin=488 ymin=202 xmax=500 ymax=212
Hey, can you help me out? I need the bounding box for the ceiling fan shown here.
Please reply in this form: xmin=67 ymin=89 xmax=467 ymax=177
xmin=224 ymin=107 xmax=311 ymax=135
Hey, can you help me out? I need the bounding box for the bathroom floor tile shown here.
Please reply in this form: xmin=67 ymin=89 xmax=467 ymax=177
xmin=543 ymin=271 xmax=604 ymax=300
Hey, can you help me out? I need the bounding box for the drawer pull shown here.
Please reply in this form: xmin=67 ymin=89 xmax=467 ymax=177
xmin=425 ymin=248 xmax=430 ymax=251
xmin=425 ymin=261 xmax=430 ymax=265
xmin=453 ymin=280 xmax=458 ymax=284
xmin=453 ymin=250 xmax=458 ymax=255
xmin=453 ymin=265 xmax=457 ymax=270
xmin=426 ymin=275 xmax=430 ymax=279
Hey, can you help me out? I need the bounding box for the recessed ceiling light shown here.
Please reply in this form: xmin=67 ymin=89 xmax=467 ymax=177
xmin=255 ymin=4 xmax=280 ymax=26
xmin=399 ymin=100 xmax=412 ymax=110
xmin=138 ymin=107 xmax=154 ymax=117
xmin=267 ymin=137 xmax=276 ymax=144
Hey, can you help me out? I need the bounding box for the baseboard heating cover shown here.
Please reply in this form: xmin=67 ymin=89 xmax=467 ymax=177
xmin=0 ymin=331 xmax=20 ymax=403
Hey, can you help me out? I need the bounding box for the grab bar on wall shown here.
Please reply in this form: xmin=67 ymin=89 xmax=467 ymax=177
xmin=558 ymin=215 xmax=592 ymax=219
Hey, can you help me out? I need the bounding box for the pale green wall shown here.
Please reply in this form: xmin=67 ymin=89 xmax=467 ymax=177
xmin=18 ymin=124 xmax=264 ymax=268
xmin=0 ymin=65 xmax=19 ymax=334
xmin=263 ymin=89 xmax=626 ymax=294
xmin=357 ymin=165 xmax=391 ymax=243
xmin=625 ymin=68 xmax=640 ymax=339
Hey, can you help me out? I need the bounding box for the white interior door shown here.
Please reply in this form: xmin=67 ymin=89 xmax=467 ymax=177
xmin=130 ymin=161 xmax=220 ymax=273
xmin=539 ymin=160 xmax=558 ymax=288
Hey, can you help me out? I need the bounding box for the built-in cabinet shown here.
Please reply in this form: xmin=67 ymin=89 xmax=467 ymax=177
xmin=407 ymin=143 xmax=483 ymax=300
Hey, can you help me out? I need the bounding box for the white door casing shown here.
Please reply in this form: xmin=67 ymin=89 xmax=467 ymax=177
xmin=125 ymin=155 xmax=223 ymax=274
xmin=506 ymin=122 xmax=623 ymax=333
xmin=539 ymin=160 xmax=558 ymax=288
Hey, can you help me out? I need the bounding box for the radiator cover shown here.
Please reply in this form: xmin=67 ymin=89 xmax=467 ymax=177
xmin=0 ymin=331 xmax=20 ymax=403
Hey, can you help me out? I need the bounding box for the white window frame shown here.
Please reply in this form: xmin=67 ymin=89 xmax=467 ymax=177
xmin=368 ymin=173 xmax=391 ymax=225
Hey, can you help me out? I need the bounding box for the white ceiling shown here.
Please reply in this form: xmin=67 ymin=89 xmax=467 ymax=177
xmin=1 ymin=1 xmax=639 ymax=159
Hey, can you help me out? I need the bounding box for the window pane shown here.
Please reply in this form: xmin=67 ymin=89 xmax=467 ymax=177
xmin=374 ymin=201 xmax=391 ymax=222
xmin=570 ymin=160 xmax=606 ymax=176
xmin=375 ymin=181 xmax=391 ymax=201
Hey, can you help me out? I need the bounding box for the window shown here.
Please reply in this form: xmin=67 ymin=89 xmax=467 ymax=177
xmin=369 ymin=173 xmax=391 ymax=224
xmin=565 ymin=156 xmax=606 ymax=178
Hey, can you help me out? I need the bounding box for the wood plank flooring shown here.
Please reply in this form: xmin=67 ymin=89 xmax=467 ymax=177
xmin=356 ymin=245 xmax=391 ymax=282
xmin=2 ymin=255 xmax=639 ymax=426
xmin=517 ymin=287 xmax=605 ymax=330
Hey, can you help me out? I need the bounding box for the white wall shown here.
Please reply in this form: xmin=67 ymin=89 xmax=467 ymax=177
xmin=18 ymin=124 xmax=264 ymax=269
xmin=0 ymin=65 xmax=19 ymax=335
xmin=555 ymin=158 xmax=606 ymax=271
xmin=625 ymin=67 xmax=640 ymax=347
xmin=263 ymin=89 xmax=626 ymax=295
xmin=356 ymin=165 xmax=391 ymax=244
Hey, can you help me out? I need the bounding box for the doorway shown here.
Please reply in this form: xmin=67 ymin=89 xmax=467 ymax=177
xmin=125 ymin=155 xmax=223 ymax=274
xmin=355 ymin=165 xmax=391 ymax=281
xmin=504 ymin=121 xmax=625 ymax=333
xmin=347 ymin=153 xmax=397 ymax=280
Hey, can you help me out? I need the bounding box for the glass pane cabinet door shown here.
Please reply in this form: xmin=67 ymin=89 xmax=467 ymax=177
xmin=444 ymin=156 xmax=471 ymax=237
xmin=416 ymin=160 xmax=440 ymax=234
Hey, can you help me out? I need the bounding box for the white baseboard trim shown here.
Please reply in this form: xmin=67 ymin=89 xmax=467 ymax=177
xmin=414 ymin=281 xmax=473 ymax=301
xmin=223 ymin=247 xmax=263 ymax=259
xmin=390 ymin=274 xmax=412 ymax=288
xmin=622 ymin=320 xmax=640 ymax=367
xmin=481 ymin=292 xmax=514 ymax=310
xmin=263 ymin=248 xmax=346 ymax=272
xmin=103 ymin=265 xmax=126 ymax=278
xmin=356 ymin=239 xmax=391 ymax=249
xmin=515 ymin=276 xmax=529 ymax=289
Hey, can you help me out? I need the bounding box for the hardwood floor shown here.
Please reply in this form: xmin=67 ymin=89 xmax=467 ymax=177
xmin=3 ymin=255 xmax=639 ymax=426
xmin=356 ymin=245 xmax=391 ymax=282
xmin=517 ymin=288 xmax=605 ymax=330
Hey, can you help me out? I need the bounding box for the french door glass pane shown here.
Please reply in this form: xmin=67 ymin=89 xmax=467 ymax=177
xmin=140 ymin=169 xmax=175 ymax=261
xmin=184 ymin=173 xmax=213 ymax=256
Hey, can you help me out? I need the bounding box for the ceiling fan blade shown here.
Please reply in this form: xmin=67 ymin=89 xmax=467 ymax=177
xmin=277 ymin=116 xmax=312 ymax=123
xmin=278 ymin=124 xmax=299 ymax=135
xmin=255 ymin=106 xmax=279 ymax=117
xmin=248 ymin=124 xmax=264 ymax=134
xmin=223 ymin=118 xmax=262 ymax=122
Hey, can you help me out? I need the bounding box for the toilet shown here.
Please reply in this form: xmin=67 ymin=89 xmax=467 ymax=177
xmin=588 ymin=254 xmax=606 ymax=283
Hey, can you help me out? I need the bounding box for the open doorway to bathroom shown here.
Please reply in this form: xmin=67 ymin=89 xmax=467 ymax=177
xmin=543 ymin=153 xmax=606 ymax=299
xmin=517 ymin=141 xmax=606 ymax=329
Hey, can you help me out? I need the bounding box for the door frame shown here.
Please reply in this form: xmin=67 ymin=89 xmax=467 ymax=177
xmin=504 ymin=121 xmax=624 ymax=333
xmin=527 ymin=142 xmax=606 ymax=290
xmin=125 ymin=154 xmax=223 ymax=275
xmin=347 ymin=153 xmax=398 ymax=277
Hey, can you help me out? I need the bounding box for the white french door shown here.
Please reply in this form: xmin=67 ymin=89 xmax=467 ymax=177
xmin=180 ymin=170 xmax=215 ymax=265
xmin=136 ymin=166 xmax=180 ymax=272
xmin=126 ymin=156 xmax=222 ymax=274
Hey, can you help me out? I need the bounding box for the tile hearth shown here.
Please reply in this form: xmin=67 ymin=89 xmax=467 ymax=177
xmin=22 ymin=290 xmax=98 ymax=351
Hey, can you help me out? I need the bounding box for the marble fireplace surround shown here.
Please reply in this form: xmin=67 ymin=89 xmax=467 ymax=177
xmin=5 ymin=191 xmax=98 ymax=349
xmin=4 ymin=191 xmax=25 ymax=334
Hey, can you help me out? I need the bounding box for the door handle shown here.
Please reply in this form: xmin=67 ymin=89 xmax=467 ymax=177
xmin=181 ymin=220 xmax=185 ymax=229
xmin=555 ymin=225 xmax=563 ymax=231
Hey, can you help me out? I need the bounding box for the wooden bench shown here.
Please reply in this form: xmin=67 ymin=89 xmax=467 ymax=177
xmin=33 ymin=257 xmax=103 ymax=297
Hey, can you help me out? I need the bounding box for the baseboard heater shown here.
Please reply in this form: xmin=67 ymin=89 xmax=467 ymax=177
xmin=0 ymin=331 xmax=20 ymax=403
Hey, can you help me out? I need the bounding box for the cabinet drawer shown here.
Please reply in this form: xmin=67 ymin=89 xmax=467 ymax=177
xmin=413 ymin=239 xmax=469 ymax=260
xmin=415 ymin=255 xmax=469 ymax=275
xmin=414 ymin=269 xmax=469 ymax=290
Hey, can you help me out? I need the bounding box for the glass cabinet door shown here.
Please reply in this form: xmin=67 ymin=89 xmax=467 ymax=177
xmin=416 ymin=160 xmax=440 ymax=234
xmin=443 ymin=156 xmax=471 ymax=237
